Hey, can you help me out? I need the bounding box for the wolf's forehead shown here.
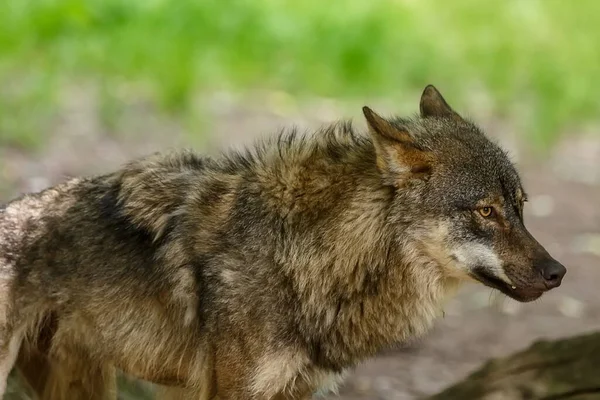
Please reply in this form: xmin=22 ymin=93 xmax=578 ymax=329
xmin=438 ymin=159 xmax=522 ymax=204
xmin=420 ymin=119 xmax=522 ymax=191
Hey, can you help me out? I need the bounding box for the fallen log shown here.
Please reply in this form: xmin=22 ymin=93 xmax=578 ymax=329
xmin=428 ymin=331 xmax=600 ymax=400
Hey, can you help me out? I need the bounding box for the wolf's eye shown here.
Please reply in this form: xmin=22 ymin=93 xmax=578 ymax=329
xmin=478 ymin=207 xmax=494 ymax=218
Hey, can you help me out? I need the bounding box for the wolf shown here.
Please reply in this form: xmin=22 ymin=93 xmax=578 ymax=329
xmin=0 ymin=85 xmax=565 ymax=399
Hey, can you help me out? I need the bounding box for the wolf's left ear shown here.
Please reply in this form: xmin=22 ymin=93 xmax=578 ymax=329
xmin=363 ymin=106 xmax=433 ymax=186
xmin=420 ymin=84 xmax=462 ymax=120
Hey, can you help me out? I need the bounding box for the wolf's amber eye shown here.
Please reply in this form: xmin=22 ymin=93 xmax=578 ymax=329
xmin=479 ymin=207 xmax=494 ymax=218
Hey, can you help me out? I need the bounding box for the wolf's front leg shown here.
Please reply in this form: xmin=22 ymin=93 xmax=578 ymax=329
xmin=157 ymin=386 xmax=313 ymax=400
xmin=213 ymin=352 xmax=314 ymax=400
xmin=156 ymin=385 xmax=216 ymax=400
xmin=15 ymin=342 xmax=50 ymax=396
xmin=0 ymin=326 xmax=24 ymax=398
xmin=39 ymin=350 xmax=116 ymax=400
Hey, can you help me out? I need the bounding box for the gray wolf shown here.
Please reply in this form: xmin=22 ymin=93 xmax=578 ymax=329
xmin=0 ymin=85 xmax=566 ymax=399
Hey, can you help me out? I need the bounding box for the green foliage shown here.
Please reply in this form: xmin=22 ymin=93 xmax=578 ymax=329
xmin=0 ymin=0 xmax=598 ymax=149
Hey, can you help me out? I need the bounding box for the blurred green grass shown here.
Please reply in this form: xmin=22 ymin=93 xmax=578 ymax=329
xmin=0 ymin=0 xmax=598 ymax=149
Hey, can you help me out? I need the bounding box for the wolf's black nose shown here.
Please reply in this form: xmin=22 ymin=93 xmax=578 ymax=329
xmin=540 ymin=259 xmax=566 ymax=289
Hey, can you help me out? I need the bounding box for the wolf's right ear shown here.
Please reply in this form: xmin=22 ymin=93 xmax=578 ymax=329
xmin=363 ymin=106 xmax=433 ymax=186
xmin=420 ymin=84 xmax=462 ymax=120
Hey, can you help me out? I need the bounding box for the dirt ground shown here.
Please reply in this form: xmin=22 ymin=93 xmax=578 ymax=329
xmin=2 ymin=89 xmax=599 ymax=399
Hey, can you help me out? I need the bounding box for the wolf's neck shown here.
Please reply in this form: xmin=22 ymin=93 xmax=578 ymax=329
xmin=328 ymin=240 xmax=461 ymax=362
xmin=282 ymin=178 xmax=460 ymax=368
xmin=306 ymin=243 xmax=460 ymax=369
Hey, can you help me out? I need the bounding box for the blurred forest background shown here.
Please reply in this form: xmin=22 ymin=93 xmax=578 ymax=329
xmin=1 ymin=0 xmax=599 ymax=151
xmin=1 ymin=0 xmax=599 ymax=399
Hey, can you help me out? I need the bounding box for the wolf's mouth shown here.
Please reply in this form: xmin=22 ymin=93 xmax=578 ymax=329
xmin=469 ymin=267 xmax=543 ymax=302
xmin=470 ymin=268 xmax=511 ymax=292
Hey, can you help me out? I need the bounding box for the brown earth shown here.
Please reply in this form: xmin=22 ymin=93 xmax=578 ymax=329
xmin=2 ymin=89 xmax=599 ymax=399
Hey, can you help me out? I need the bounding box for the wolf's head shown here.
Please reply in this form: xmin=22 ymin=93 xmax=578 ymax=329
xmin=363 ymin=85 xmax=565 ymax=302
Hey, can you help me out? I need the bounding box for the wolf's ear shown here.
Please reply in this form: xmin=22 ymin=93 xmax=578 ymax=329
xmin=363 ymin=106 xmax=432 ymax=186
xmin=420 ymin=84 xmax=461 ymax=120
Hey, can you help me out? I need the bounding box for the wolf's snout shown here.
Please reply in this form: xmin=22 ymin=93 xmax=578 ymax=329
xmin=538 ymin=258 xmax=566 ymax=289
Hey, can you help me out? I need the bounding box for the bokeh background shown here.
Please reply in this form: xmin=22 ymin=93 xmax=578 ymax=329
xmin=1 ymin=0 xmax=599 ymax=399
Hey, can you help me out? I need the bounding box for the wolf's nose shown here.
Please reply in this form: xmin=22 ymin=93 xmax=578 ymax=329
xmin=540 ymin=259 xmax=566 ymax=289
